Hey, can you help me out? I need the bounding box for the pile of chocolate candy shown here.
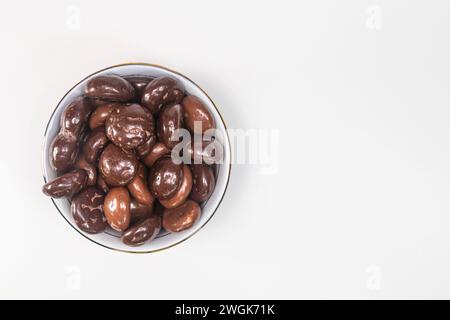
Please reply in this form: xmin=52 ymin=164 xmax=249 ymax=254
xmin=43 ymin=74 xmax=219 ymax=246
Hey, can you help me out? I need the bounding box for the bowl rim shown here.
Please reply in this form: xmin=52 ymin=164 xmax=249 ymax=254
xmin=42 ymin=62 xmax=232 ymax=254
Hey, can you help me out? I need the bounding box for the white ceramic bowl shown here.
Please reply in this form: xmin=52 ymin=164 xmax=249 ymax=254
xmin=42 ymin=63 xmax=231 ymax=253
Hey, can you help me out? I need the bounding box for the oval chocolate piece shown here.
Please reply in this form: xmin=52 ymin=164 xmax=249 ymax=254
xmin=71 ymin=187 xmax=107 ymax=234
xmin=160 ymin=165 xmax=192 ymax=209
xmin=106 ymin=103 xmax=154 ymax=149
xmin=85 ymin=75 xmax=135 ymax=102
xmin=157 ymin=103 xmax=183 ymax=149
xmin=162 ymin=200 xmax=201 ymax=233
xmin=103 ymin=187 xmax=131 ymax=232
xmin=149 ymin=157 xmax=183 ymax=200
xmin=182 ymin=95 xmax=215 ymax=133
xmin=60 ymin=97 xmax=92 ymax=137
xmin=122 ymin=214 xmax=161 ymax=246
xmin=99 ymin=144 xmax=138 ymax=186
xmin=141 ymin=77 xmax=184 ymax=113
xmin=42 ymin=170 xmax=87 ymax=198
xmin=49 ymin=132 xmax=79 ymax=173
xmin=190 ymin=164 xmax=215 ymax=202
xmin=127 ymin=163 xmax=153 ymax=206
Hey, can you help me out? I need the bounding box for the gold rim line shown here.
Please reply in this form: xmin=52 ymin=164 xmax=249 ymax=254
xmin=42 ymin=62 xmax=232 ymax=254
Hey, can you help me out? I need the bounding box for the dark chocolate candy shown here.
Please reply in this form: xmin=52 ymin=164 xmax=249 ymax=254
xmin=149 ymin=157 xmax=183 ymax=200
xmin=190 ymin=164 xmax=215 ymax=202
xmin=141 ymin=77 xmax=184 ymax=114
xmin=99 ymin=143 xmax=138 ymax=186
xmin=122 ymin=214 xmax=161 ymax=246
xmin=71 ymin=187 xmax=107 ymax=234
xmin=157 ymin=103 xmax=184 ymax=149
xmin=83 ymin=127 xmax=109 ymax=164
xmin=106 ymin=103 xmax=154 ymax=149
xmin=85 ymin=75 xmax=135 ymax=102
xmin=42 ymin=170 xmax=87 ymax=198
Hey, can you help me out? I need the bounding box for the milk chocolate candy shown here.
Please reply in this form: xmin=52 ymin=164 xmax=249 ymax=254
xmin=104 ymin=187 xmax=131 ymax=232
xmin=149 ymin=157 xmax=183 ymax=200
xmin=182 ymin=95 xmax=215 ymax=134
xmin=142 ymin=142 xmax=169 ymax=167
xmin=162 ymin=200 xmax=201 ymax=233
xmin=127 ymin=163 xmax=153 ymax=206
xmin=190 ymin=164 xmax=215 ymax=202
xmin=160 ymin=165 xmax=192 ymax=209
xmin=130 ymin=200 xmax=154 ymax=224
xmin=157 ymin=103 xmax=183 ymax=149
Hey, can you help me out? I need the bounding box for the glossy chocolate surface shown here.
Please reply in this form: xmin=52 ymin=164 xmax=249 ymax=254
xmin=149 ymin=157 xmax=183 ymax=200
xmin=157 ymin=103 xmax=184 ymax=149
xmin=141 ymin=77 xmax=184 ymax=113
xmin=60 ymin=97 xmax=92 ymax=137
xmin=160 ymin=165 xmax=192 ymax=209
xmin=71 ymin=187 xmax=107 ymax=234
xmin=42 ymin=170 xmax=87 ymax=198
xmin=190 ymin=164 xmax=216 ymax=202
xmin=122 ymin=214 xmax=161 ymax=246
xmin=142 ymin=142 xmax=169 ymax=167
xmin=43 ymin=72 xmax=220 ymax=246
xmin=89 ymin=103 xmax=121 ymax=130
xmin=127 ymin=163 xmax=153 ymax=206
xmin=85 ymin=75 xmax=135 ymax=102
xmin=185 ymin=137 xmax=221 ymax=164
xmin=162 ymin=200 xmax=201 ymax=233
xmin=49 ymin=132 xmax=79 ymax=173
xmin=99 ymin=144 xmax=138 ymax=186
xmin=182 ymin=95 xmax=215 ymax=133
xmin=103 ymin=187 xmax=131 ymax=232
xmin=130 ymin=200 xmax=154 ymax=224
xmin=106 ymin=103 xmax=154 ymax=149
xmin=83 ymin=127 xmax=109 ymax=164
xmin=136 ymin=135 xmax=156 ymax=158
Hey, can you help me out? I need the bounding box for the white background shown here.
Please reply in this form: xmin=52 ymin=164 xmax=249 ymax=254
xmin=0 ymin=0 xmax=449 ymax=299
